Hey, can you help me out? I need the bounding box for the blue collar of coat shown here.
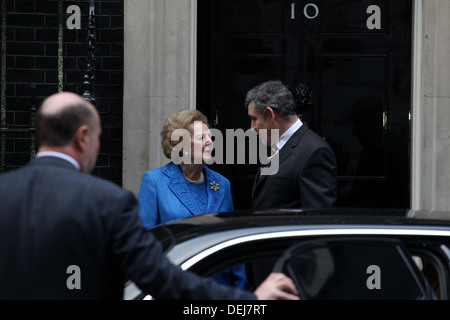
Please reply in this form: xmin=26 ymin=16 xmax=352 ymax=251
xmin=162 ymin=161 xmax=227 ymax=215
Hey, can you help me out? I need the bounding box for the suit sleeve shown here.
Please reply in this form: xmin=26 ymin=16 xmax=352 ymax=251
xmin=111 ymin=190 xmax=256 ymax=300
xmin=137 ymin=172 xmax=159 ymax=228
xmin=298 ymin=145 xmax=337 ymax=208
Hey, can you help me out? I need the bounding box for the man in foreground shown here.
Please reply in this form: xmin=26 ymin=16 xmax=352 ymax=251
xmin=0 ymin=92 xmax=298 ymax=300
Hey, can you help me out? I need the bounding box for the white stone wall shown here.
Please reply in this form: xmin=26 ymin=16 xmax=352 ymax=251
xmin=413 ymin=0 xmax=450 ymax=210
xmin=123 ymin=0 xmax=195 ymax=196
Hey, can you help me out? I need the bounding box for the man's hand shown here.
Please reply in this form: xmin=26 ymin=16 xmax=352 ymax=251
xmin=254 ymin=272 xmax=299 ymax=300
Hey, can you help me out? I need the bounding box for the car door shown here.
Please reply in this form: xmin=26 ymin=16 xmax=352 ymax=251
xmin=272 ymin=237 xmax=442 ymax=299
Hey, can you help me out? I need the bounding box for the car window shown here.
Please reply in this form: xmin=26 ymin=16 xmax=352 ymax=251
xmin=272 ymin=237 xmax=436 ymax=300
xmin=408 ymin=242 xmax=450 ymax=300
xmin=176 ymin=234 xmax=450 ymax=300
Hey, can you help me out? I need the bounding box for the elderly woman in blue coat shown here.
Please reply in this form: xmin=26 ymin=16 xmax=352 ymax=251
xmin=137 ymin=110 xmax=248 ymax=290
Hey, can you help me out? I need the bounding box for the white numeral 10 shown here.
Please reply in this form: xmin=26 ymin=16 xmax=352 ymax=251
xmin=290 ymin=3 xmax=296 ymax=19
xmin=290 ymin=3 xmax=320 ymax=20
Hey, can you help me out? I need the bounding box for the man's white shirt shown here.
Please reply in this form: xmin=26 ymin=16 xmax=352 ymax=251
xmin=35 ymin=151 xmax=80 ymax=171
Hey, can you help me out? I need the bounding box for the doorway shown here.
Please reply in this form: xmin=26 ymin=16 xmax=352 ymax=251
xmin=197 ymin=0 xmax=412 ymax=209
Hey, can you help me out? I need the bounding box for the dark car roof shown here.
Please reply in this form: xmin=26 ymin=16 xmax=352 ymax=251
xmin=149 ymin=208 xmax=450 ymax=254
xmin=156 ymin=207 xmax=450 ymax=230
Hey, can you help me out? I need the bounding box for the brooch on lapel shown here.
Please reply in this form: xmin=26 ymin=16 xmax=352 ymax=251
xmin=209 ymin=181 xmax=220 ymax=192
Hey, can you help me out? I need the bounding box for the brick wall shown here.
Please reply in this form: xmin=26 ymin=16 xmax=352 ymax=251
xmin=2 ymin=0 xmax=124 ymax=185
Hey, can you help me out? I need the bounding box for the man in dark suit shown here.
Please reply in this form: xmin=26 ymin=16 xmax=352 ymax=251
xmin=245 ymin=80 xmax=337 ymax=285
xmin=0 ymin=92 xmax=298 ymax=300
xmin=246 ymin=80 xmax=337 ymax=210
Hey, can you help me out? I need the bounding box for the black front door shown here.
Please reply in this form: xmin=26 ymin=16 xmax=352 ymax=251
xmin=197 ymin=0 xmax=412 ymax=210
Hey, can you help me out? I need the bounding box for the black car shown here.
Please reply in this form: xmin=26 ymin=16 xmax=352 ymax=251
xmin=125 ymin=208 xmax=450 ymax=300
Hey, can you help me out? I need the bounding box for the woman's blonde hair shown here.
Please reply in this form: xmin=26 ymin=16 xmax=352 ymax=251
xmin=161 ymin=110 xmax=209 ymax=159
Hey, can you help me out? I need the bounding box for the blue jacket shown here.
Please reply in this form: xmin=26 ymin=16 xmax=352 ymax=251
xmin=137 ymin=162 xmax=247 ymax=290
xmin=137 ymin=162 xmax=234 ymax=226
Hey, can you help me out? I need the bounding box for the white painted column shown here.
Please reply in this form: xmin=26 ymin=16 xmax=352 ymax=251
xmin=123 ymin=0 xmax=196 ymax=195
xmin=412 ymin=0 xmax=450 ymax=211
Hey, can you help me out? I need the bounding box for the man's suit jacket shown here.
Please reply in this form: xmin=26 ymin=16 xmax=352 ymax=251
xmin=0 ymin=156 xmax=255 ymax=300
xmin=252 ymin=123 xmax=337 ymax=210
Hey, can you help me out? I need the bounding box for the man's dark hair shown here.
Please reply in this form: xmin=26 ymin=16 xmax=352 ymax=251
xmin=244 ymin=80 xmax=297 ymax=120
xmin=36 ymin=102 xmax=95 ymax=147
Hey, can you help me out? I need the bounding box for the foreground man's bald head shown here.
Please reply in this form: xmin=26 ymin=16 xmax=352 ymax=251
xmin=36 ymin=92 xmax=101 ymax=173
